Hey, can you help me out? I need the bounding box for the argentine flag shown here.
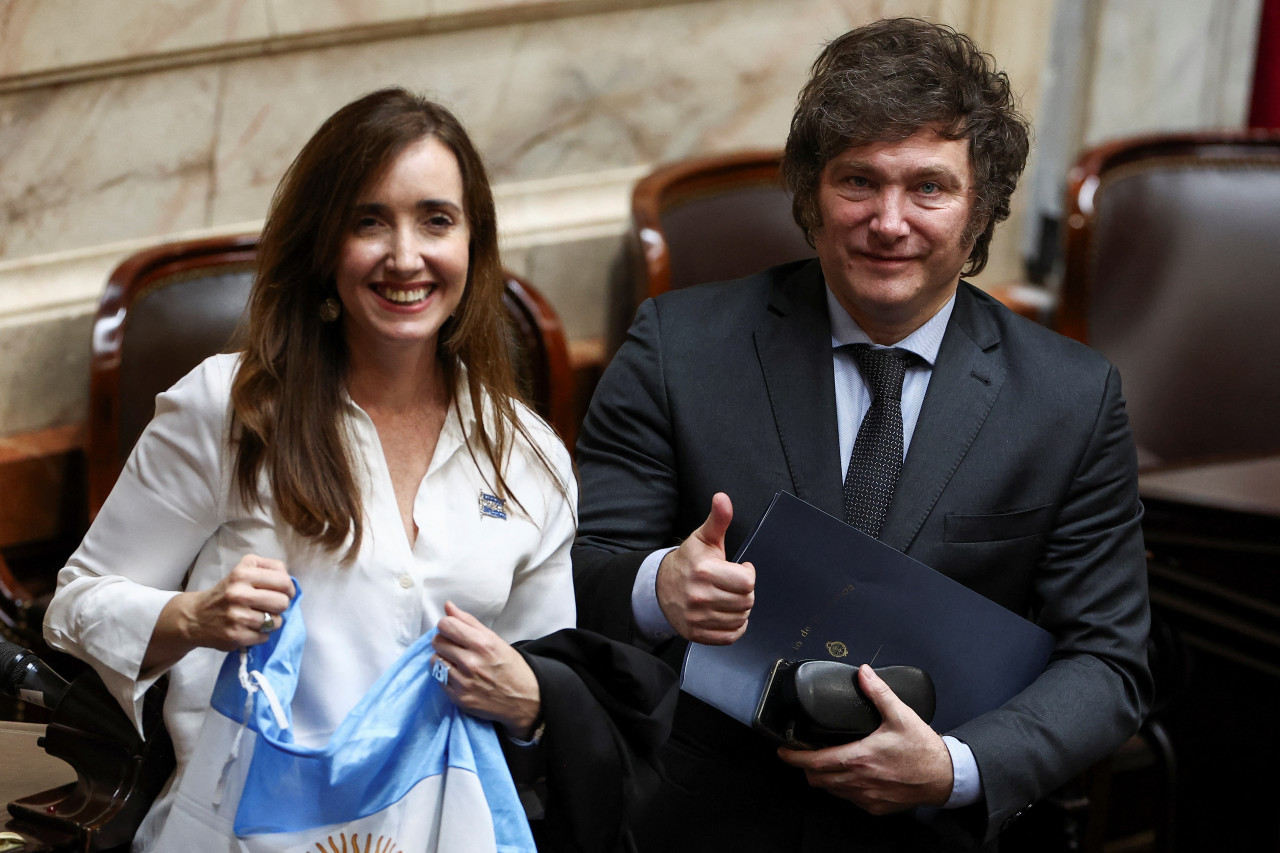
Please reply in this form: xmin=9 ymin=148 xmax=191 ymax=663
xmin=151 ymin=584 xmax=536 ymax=853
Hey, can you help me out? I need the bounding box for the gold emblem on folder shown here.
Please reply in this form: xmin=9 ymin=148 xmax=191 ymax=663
xmin=826 ymin=641 xmax=849 ymax=658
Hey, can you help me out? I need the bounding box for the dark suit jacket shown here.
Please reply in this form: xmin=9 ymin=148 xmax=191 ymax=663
xmin=513 ymin=630 xmax=677 ymax=853
xmin=572 ymin=260 xmax=1152 ymax=850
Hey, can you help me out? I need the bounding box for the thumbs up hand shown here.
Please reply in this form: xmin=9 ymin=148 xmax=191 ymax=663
xmin=655 ymin=492 xmax=756 ymax=645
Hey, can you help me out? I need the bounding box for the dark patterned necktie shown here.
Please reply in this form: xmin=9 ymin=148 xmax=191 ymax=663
xmin=843 ymin=345 xmax=915 ymax=539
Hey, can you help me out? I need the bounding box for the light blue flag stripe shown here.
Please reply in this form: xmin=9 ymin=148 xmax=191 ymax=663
xmin=208 ymin=584 xmax=534 ymax=848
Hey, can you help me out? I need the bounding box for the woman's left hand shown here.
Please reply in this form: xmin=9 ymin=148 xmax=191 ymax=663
xmin=432 ymin=601 xmax=541 ymax=740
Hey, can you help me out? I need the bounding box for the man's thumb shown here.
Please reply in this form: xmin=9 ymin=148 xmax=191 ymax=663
xmin=696 ymin=492 xmax=734 ymax=552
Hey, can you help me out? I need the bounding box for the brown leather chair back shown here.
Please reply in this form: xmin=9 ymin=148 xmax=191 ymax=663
xmin=1059 ymin=132 xmax=1280 ymax=467
xmin=90 ymin=235 xmax=257 ymax=516
xmin=90 ymin=235 xmax=575 ymax=517
xmin=609 ymin=150 xmax=816 ymax=356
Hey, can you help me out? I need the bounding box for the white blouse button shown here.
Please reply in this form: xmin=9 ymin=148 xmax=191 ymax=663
xmin=398 ymin=574 xmax=414 ymax=589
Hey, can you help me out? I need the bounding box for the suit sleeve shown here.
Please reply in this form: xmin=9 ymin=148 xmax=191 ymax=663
xmin=956 ymin=364 xmax=1152 ymax=840
xmin=515 ymin=629 xmax=678 ymax=853
xmin=572 ymin=300 xmax=682 ymax=643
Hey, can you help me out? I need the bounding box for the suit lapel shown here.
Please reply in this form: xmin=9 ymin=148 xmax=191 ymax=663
xmin=881 ymin=283 xmax=1006 ymax=552
xmin=753 ymin=261 xmax=845 ymax=518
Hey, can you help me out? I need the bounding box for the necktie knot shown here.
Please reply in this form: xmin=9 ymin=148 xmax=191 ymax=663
xmin=849 ymin=345 xmax=914 ymax=403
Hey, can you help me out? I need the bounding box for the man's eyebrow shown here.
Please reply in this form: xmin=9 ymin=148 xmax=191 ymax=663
xmin=834 ymin=160 xmax=964 ymax=182
xmin=912 ymin=165 xmax=960 ymax=179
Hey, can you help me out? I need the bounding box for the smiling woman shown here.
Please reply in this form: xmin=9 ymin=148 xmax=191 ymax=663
xmin=41 ymin=88 xmax=676 ymax=852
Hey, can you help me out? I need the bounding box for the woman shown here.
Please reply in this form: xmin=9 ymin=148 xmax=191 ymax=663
xmin=43 ymin=88 xmax=584 ymax=848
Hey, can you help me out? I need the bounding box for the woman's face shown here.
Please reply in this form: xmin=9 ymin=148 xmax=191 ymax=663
xmin=334 ymin=135 xmax=470 ymax=360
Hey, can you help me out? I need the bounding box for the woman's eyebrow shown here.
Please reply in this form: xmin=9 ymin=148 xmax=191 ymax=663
xmin=351 ymin=199 xmax=463 ymax=214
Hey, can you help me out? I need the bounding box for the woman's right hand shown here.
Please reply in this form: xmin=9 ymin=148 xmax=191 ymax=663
xmin=143 ymin=555 xmax=294 ymax=673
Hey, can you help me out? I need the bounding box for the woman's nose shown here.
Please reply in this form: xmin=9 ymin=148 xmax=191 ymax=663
xmin=386 ymin=229 xmax=426 ymax=275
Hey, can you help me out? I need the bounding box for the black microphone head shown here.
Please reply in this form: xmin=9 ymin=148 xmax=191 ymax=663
xmin=0 ymin=639 xmax=70 ymax=710
xmin=1 ymin=640 xmax=31 ymax=693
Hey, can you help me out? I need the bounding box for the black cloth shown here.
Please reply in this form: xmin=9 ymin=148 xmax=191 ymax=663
xmin=571 ymin=259 xmax=1152 ymax=851
xmin=514 ymin=629 xmax=678 ymax=853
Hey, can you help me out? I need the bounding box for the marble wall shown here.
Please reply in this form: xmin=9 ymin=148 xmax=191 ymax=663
xmin=1085 ymin=0 xmax=1262 ymax=147
xmin=0 ymin=0 xmax=1259 ymax=437
xmin=1018 ymin=0 xmax=1262 ymax=284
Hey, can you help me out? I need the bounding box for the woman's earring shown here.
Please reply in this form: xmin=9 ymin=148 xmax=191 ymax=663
xmin=319 ymin=297 xmax=342 ymax=323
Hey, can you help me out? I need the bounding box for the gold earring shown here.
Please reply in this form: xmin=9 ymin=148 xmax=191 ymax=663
xmin=319 ymin=297 xmax=341 ymax=323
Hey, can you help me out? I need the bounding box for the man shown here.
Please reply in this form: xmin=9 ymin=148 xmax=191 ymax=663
xmin=573 ymin=17 xmax=1151 ymax=852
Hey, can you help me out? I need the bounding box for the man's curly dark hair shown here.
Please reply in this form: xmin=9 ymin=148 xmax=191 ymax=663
xmin=782 ymin=17 xmax=1031 ymax=277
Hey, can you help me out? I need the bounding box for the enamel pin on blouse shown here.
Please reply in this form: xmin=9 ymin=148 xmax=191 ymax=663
xmin=479 ymin=492 xmax=507 ymax=520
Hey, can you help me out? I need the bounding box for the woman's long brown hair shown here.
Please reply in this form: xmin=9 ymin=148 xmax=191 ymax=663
xmin=230 ymin=88 xmax=564 ymax=559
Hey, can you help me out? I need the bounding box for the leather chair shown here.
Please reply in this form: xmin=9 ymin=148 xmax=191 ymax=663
xmin=630 ymin=150 xmax=815 ymax=297
xmin=610 ymin=149 xmax=1051 ymax=360
xmin=87 ymin=234 xmax=258 ymax=518
xmin=1058 ymin=130 xmax=1280 ymax=469
xmin=87 ymin=234 xmax=576 ymax=517
xmin=609 ymin=150 xmax=816 ymax=358
xmin=1053 ymin=131 xmax=1280 ymax=853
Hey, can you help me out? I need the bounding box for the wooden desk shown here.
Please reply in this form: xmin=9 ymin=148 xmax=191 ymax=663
xmin=1139 ymin=455 xmax=1280 ymax=672
xmin=1137 ymin=454 xmax=1280 ymax=853
xmin=0 ymin=723 xmax=74 ymax=808
xmin=1140 ymin=454 xmax=1280 ymax=518
xmin=1 ymin=722 xmax=77 ymax=851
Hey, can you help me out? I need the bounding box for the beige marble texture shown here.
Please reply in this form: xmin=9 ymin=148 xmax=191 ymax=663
xmin=267 ymin=0 xmax=431 ymax=36
xmin=0 ymin=0 xmax=1053 ymax=436
xmin=0 ymin=311 xmax=94 ymax=435
xmin=0 ymin=68 xmax=225 ymax=260
xmin=433 ymin=0 xmax=548 ymax=15
xmin=5 ymin=0 xmax=1041 ymax=269
xmin=0 ymin=0 xmax=272 ymax=79
xmin=1084 ymin=0 xmax=1262 ymax=147
xmin=0 ymin=0 xmax=1261 ymax=438
xmin=0 ymin=0 xmax=697 ymax=87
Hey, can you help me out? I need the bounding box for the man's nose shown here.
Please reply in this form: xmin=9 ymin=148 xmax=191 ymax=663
xmin=869 ymin=190 xmax=911 ymax=239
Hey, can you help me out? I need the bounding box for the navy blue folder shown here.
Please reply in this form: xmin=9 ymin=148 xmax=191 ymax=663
xmin=681 ymin=491 xmax=1055 ymax=733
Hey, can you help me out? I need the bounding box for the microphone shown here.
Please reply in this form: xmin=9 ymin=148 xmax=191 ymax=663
xmin=1 ymin=640 xmax=70 ymax=711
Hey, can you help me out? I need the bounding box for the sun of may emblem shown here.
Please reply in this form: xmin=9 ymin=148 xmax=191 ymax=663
xmin=313 ymin=833 xmax=401 ymax=853
xmin=826 ymin=640 xmax=849 ymax=658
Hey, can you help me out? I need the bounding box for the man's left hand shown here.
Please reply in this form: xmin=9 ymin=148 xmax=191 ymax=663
xmin=777 ymin=664 xmax=954 ymax=814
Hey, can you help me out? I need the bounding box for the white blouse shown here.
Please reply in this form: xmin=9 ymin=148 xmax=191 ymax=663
xmin=43 ymin=351 xmax=577 ymax=786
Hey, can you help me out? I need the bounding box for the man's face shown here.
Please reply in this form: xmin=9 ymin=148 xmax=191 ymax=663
xmin=812 ymin=128 xmax=981 ymax=344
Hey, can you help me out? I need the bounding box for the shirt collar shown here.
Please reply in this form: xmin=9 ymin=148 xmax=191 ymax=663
xmin=825 ymin=286 xmax=956 ymax=367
